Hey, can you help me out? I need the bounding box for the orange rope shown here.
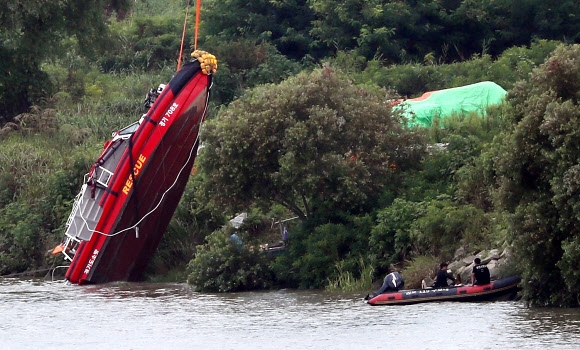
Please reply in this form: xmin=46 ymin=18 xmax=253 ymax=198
xmin=177 ymin=3 xmax=190 ymax=71
xmin=194 ymin=0 xmax=201 ymax=51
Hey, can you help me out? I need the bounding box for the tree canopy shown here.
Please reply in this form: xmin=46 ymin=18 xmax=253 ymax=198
xmin=200 ymin=65 xmax=426 ymax=220
xmin=201 ymin=0 xmax=315 ymax=60
xmin=0 ymin=0 xmax=131 ymax=122
xmin=492 ymin=44 xmax=580 ymax=306
xmin=202 ymin=0 xmax=580 ymax=64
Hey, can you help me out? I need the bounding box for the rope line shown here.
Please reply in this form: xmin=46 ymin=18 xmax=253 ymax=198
xmin=194 ymin=0 xmax=201 ymax=50
xmin=57 ymin=2 xmax=214 ymax=257
xmin=177 ymin=1 xmax=190 ymax=71
xmin=51 ymin=266 xmax=71 ymax=282
xmin=70 ymin=83 xmax=212 ymax=240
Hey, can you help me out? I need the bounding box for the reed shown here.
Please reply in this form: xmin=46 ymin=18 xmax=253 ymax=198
xmin=401 ymin=255 xmax=439 ymax=289
xmin=326 ymin=257 xmax=374 ymax=292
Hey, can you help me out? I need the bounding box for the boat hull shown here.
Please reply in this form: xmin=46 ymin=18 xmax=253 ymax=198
xmin=367 ymin=276 xmax=521 ymax=306
xmin=63 ymin=60 xmax=212 ymax=285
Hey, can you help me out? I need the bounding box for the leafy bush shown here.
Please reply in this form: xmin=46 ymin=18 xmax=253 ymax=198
xmin=411 ymin=197 xmax=492 ymax=259
xmin=491 ymin=44 xmax=580 ymax=306
xmin=557 ymin=236 xmax=580 ymax=299
xmin=368 ymin=199 xmax=426 ymax=274
xmin=0 ymin=129 xmax=103 ymax=276
xmin=368 ymin=63 xmax=444 ymax=98
xmin=401 ymin=255 xmax=439 ymax=289
xmin=0 ymin=201 xmax=43 ymax=274
xmin=273 ymin=215 xmax=373 ymax=289
xmin=187 ymin=227 xmax=274 ymax=292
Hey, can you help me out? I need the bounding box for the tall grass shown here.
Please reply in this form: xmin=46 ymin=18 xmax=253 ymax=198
xmin=52 ymin=67 xmax=176 ymax=140
xmin=326 ymin=257 xmax=374 ymax=292
xmin=0 ymin=137 xmax=64 ymax=199
xmin=401 ymin=255 xmax=440 ymax=289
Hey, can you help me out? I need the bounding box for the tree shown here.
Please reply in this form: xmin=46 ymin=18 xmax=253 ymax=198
xmin=201 ymin=0 xmax=316 ymax=60
xmin=199 ymin=65 xmax=426 ymax=221
xmin=493 ymin=44 xmax=580 ymax=306
xmin=186 ymin=226 xmax=274 ymax=292
xmin=309 ymin=0 xmax=422 ymax=62
xmin=0 ymin=0 xmax=131 ymax=123
xmin=369 ymin=198 xmax=426 ymax=272
xmin=489 ymin=0 xmax=580 ymax=55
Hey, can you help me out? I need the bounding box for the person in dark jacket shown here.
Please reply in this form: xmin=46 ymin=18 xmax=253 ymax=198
xmin=471 ymin=258 xmax=491 ymax=285
xmin=365 ymin=271 xmax=405 ymax=300
xmin=432 ymin=262 xmax=456 ymax=288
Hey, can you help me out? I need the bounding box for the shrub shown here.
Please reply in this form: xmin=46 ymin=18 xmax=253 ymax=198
xmin=401 ymin=255 xmax=440 ymax=289
xmin=274 ymin=214 xmax=373 ymax=289
xmin=0 ymin=201 xmax=44 ymax=274
xmin=186 ymin=227 xmax=274 ymax=292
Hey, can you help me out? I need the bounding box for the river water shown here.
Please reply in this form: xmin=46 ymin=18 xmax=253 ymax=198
xmin=1 ymin=278 xmax=580 ymax=350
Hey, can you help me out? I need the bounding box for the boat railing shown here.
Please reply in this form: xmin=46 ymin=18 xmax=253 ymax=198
xmin=65 ymin=186 xmax=85 ymax=228
xmin=59 ymin=234 xmax=81 ymax=262
xmin=94 ymin=167 xmax=114 ymax=188
xmin=56 ymin=192 xmax=84 ymax=262
xmin=63 ymin=179 xmax=103 ymax=242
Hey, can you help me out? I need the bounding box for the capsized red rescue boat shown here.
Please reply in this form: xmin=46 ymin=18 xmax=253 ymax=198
xmin=53 ymin=51 xmax=217 ymax=285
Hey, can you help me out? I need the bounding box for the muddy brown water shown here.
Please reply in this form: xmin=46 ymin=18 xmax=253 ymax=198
xmin=1 ymin=278 xmax=580 ymax=349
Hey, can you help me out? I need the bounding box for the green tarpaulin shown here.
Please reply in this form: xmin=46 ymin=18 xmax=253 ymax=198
xmin=395 ymin=81 xmax=507 ymax=127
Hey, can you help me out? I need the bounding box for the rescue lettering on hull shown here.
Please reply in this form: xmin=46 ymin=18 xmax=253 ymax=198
xmin=159 ymin=102 xmax=179 ymax=127
xmin=84 ymin=249 xmax=100 ymax=275
xmin=122 ymin=154 xmax=147 ymax=195
xmin=405 ymin=288 xmax=450 ymax=296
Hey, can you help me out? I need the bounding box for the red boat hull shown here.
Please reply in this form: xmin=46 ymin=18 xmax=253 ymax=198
xmin=64 ymin=60 xmax=212 ymax=284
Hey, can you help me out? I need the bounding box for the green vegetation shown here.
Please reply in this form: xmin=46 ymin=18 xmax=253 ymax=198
xmin=326 ymin=257 xmax=374 ymax=292
xmin=200 ymin=66 xmax=425 ymax=220
xmin=2 ymin=0 xmax=580 ymax=307
xmin=489 ymin=45 xmax=580 ymax=306
xmin=399 ymin=255 xmax=440 ymax=289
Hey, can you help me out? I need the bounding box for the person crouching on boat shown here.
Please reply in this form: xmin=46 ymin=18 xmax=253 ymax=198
xmin=471 ymin=258 xmax=491 ymax=285
xmin=432 ymin=262 xmax=456 ymax=288
xmin=365 ymin=271 xmax=405 ymax=300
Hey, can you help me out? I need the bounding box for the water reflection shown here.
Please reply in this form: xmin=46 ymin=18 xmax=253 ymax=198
xmin=1 ymin=278 xmax=579 ymax=350
xmin=510 ymin=307 xmax=580 ymax=348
